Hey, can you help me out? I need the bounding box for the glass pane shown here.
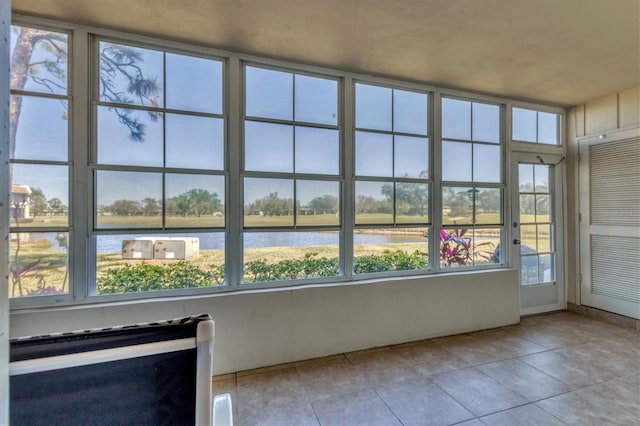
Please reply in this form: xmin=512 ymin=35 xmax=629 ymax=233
xmin=518 ymin=164 xmax=534 ymax=191
xmin=539 ymin=254 xmax=554 ymax=282
xmin=538 ymin=112 xmax=560 ymax=145
xmin=512 ymin=107 xmax=537 ymax=142
xmin=520 ymin=224 xmax=537 ymax=251
xmin=296 ymin=180 xmax=340 ymax=226
xmin=442 ymin=141 xmax=472 ymax=181
xmin=442 ymin=187 xmax=472 ymax=225
xmin=10 ymin=96 xmax=68 ymax=161
xmin=440 ymin=228 xmax=500 ymax=267
xmin=295 ymin=127 xmax=339 ymax=175
xmin=520 ymin=194 xmax=535 ymax=222
xmin=245 ymin=121 xmax=293 ymax=172
xmin=355 ymin=131 xmax=392 ymax=177
xmin=10 ymin=26 xmax=68 ymax=95
xmin=295 ymin=75 xmax=337 ymax=125
xmin=355 ymin=181 xmax=393 ymax=224
xmin=11 ymin=164 xmax=68 ymax=228
xmin=166 ymin=114 xmax=224 ymax=170
xmin=536 ymin=194 xmax=550 ymax=222
xmin=9 ymin=232 xmax=69 ymax=298
xmin=165 ymin=174 xmax=225 ymax=228
xmin=475 ymin=188 xmax=501 ymax=224
xmin=96 ymin=171 xmax=162 ymax=228
xmin=473 ymin=144 xmax=501 ymax=183
xmin=442 ymin=98 xmax=471 ymax=140
xmin=243 ymin=231 xmax=340 ymax=283
xmin=537 ymin=224 xmax=551 ymax=253
xmin=166 ymin=53 xmax=223 ymax=114
xmin=396 ymin=183 xmax=429 ymax=224
xmin=354 ymin=228 xmax=428 ymax=274
xmin=99 ymin=42 xmax=164 ymax=108
xmin=244 ymin=178 xmax=294 ymax=227
xmin=534 ymin=164 xmax=549 ymax=192
xmin=97 ymin=106 xmax=163 ymax=166
xmin=521 ymin=255 xmax=538 ymax=285
xmin=393 ymin=89 xmax=428 ymax=135
xmin=472 ymin=102 xmax=500 ymax=143
xmin=96 ymin=232 xmax=224 ymax=294
xmin=355 ymin=83 xmax=392 ymax=131
xmin=245 ymin=67 xmax=292 ymax=120
xmin=394 ymin=135 xmax=429 ymax=178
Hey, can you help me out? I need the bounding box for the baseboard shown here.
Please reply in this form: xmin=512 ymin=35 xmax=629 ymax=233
xmin=567 ymin=302 xmax=640 ymax=331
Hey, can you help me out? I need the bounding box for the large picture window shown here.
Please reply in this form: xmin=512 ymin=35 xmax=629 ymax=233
xmin=354 ymin=83 xmax=430 ymax=274
xmin=440 ymin=97 xmax=503 ymax=268
xmin=243 ymin=66 xmax=341 ymax=283
xmin=92 ymin=40 xmax=226 ymax=295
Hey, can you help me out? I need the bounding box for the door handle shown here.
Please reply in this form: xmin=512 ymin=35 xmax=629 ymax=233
xmin=513 ymin=239 xmax=521 ymax=245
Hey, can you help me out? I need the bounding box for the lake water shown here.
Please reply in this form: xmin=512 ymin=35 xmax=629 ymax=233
xmin=95 ymin=231 xmax=427 ymax=252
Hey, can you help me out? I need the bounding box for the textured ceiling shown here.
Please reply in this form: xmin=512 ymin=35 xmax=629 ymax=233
xmin=11 ymin=0 xmax=640 ymax=107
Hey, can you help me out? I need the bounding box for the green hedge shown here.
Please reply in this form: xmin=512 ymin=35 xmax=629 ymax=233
xmin=97 ymin=250 xmax=428 ymax=294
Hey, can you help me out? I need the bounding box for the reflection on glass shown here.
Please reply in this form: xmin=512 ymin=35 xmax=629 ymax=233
xmin=9 ymin=232 xmax=69 ymax=298
xmin=10 ymin=96 xmax=68 ymax=161
xmin=472 ymin=102 xmax=500 ymax=143
xmin=512 ymin=107 xmax=537 ymax=142
xmin=442 ymin=98 xmax=471 ymax=140
xmin=355 ymin=131 xmax=392 ymax=177
xmin=99 ymin=42 xmax=164 ymax=108
xmin=355 ymin=181 xmax=393 ymax=224
xmin=394 ymin=135 xmax=429 ymax=178
xmin=356 ymin=83 xmax=392 ymax=131
xmin=442 ymin=141 xmax=472 ymax=181
xmin=244 ymin=178 xmax=294 ymax=227
xmin=96 ymin=171 xmax=162 ymax=228
xmin=166 ymin=53 xmax=223 ymax=114
xmin=393 ymin=90 xmax=428 ymax=135
xmin=10 ymin=164 xmax=69 ymax=227
xmin=165 ymin=174 xmax=225 ymax=228
xmin=475 ymin=188 xmax=501 ymax=224
xmin=296 ymin=180 xmax=340 ymax=226
xmin=441 ymin=187 xmax=473 ymax=225
xmin=520 ymin=194 xmax=535 ymax=222
xmin=245 ymin=67 xmax=292 ymax=120
xmin=10 ymin=26 xmax=68 ymax=95
xmin=295 ymin=75 xmax=337 ymax=125
xmin=295 ymin=126 xmax=339 ymax=175
xmin=521 ymin=255 xmax=539 ymax=285
xmin=396 ymin=183 xmax=429 ymax=224
xmin=243 ymin=231 xmax=340 ymax=283
xmin=538 ymin=112 xmax=559 ymax=145
xmin=245 ymin=121 xmax=293 ymax=172
xmin=95 ymin=232 xmax=225 ymax=294
xmin=354 ymin=228 xmax=428 ymax=274
xmin=440 ymin=227 xmax=500 ymax=267
xmin=539 ymin=254 xmax=554 ymax=282
xmin=166 ymin=114 xmax=224 ymax=170
xmin=473 ymin=144 xmax=501 ymax=183
xmin=97 ymin=106 xmax=163 ymax=166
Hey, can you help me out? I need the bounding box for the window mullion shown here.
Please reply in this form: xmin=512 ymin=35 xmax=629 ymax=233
xmin=227 ymin=56 xmax=242 ymax=288
xmin=432 ymin=90 xmax=443 ymax=273
xmin=343 ymin=76 xmax=354 ymax=279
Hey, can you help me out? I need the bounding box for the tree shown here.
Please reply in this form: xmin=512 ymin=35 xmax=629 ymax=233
xmin=141 ymin=198 xmax=160 ymax=216
xmin=185 ymin=189 xmax=221 ymax=217
xmin=29 ymin=187 xmax=48 ymax=218
xmin=109 ymin=200 xmax=141 ymax=216
xmin=9 ymin=27 xmax=160 ymax=164
xmin=307 ymin=194 xmax=338 ymax=214
xmin=47 ymin=197 xmax=63 ymax=215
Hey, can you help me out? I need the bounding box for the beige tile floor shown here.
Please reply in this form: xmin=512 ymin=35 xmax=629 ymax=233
xmin=213 ymin=312 xmax=640 ymax=425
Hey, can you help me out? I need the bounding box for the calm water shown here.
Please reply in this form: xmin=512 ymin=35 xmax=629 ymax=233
xmin=94 ymin=232 xmax=427 ymax=252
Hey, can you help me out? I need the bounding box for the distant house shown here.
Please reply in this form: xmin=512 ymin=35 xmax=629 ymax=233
xmin=10 ymin=184 xmax=32 ymax=221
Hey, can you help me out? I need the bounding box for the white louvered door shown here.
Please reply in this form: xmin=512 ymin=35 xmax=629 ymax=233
xmin=579 ymin=129 xmax=640 ymax=319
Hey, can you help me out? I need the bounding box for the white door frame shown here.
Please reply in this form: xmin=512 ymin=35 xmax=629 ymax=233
xmin=511 ymin=152 xmax=566 ymax=315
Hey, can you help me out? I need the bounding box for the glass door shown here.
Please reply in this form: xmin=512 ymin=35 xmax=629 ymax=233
xmin=511 ymin=153 xmax=565 ymax=315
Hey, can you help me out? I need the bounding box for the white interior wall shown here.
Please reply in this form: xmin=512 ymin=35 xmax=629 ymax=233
xmin=565 ymin=85 xmax=640 ymax=305
xmin=11 ymin=269 xmax=519 ymax=374
xmin=1 ymin=0 xmax=11 ymax=420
